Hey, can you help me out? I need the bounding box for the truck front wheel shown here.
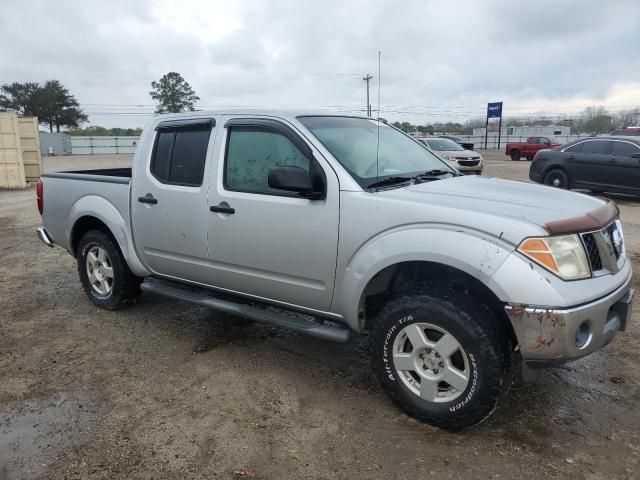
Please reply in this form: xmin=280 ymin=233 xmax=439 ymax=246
xmin=510 ymin=150 xmax=521 ymax=161
xmin=77 ymin=230 xmax=142 ymax=310
xmin=370 ymin=288 xmax=509 ymax=430
xmin=544 ymin=169 xmax=569 ymax=189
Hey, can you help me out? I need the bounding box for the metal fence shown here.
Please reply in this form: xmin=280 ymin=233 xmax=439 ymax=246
xmin=68 ymin=133 xmax=594 ymax=155
xmin=70 ymin=136 xmax=139 ymax=155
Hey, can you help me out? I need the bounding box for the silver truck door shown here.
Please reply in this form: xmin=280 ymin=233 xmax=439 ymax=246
xmin=131 ymin=117 xmax=218 ymax=284
xmin=206 ymin=117 xmax=340 ymax=312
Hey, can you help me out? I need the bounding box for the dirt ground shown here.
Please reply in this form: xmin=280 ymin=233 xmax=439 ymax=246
xmin=1 ymin=152 xmax=639 ymax=480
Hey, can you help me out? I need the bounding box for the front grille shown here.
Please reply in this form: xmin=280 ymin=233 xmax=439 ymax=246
xmin=581 ymin=233 xmax=603 ymax=271
xmin=457 ymin=159 xmax=480 ymax=167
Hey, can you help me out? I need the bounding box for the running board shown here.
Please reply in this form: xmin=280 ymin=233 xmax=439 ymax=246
xmin=140 ymin=278 xmax=351 ymax=343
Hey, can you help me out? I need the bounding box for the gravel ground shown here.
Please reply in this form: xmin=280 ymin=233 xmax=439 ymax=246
xmin=1 ymin=152 xmax=639 ymax=479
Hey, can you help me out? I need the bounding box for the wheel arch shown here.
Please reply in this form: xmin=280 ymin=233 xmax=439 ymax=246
xmin=71 ymin=215 xmax=117 ymax=256
xmin=332 ymin=227 xmax=515 ymax=334
xmin=358 ymin=260 xmax=518 ymax=347
xmin=67 ymin=196 xmax=149 ymax=277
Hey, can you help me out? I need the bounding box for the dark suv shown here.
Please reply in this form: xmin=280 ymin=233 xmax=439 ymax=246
xmin=529 ymin=137 xmax=640 ymax=195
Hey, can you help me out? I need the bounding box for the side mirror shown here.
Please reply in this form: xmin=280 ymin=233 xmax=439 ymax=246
xmin=268 ymin=166 xmax=322 ymax=198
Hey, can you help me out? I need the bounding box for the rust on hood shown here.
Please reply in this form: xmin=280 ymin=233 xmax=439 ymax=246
xmin=544 ymin=199 xmax=619 ymax=235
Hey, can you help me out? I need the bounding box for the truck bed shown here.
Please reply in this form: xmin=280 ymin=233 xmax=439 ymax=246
xmin=40 ymin=168 xmax=132 ymax=253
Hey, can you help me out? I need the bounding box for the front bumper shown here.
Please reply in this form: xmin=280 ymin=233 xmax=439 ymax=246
xmin=528 ymin=171 xmax=543 ymax=183
xmin=505 ymin=273 xmax=634 ymax=366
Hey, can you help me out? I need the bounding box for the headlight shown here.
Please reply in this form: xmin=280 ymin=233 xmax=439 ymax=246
xmin=517 ymin=234 xmax=590 ymax=280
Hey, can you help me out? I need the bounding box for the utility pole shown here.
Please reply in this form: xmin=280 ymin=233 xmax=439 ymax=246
xmin=363 ymin=74 xmax=373 ymax=117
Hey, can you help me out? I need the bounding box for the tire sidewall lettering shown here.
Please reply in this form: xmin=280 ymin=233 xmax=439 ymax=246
xmin=449 ymin=353 xmax=478 ymax=412
xmin=382 ymin=315 xmax=414 ymax=382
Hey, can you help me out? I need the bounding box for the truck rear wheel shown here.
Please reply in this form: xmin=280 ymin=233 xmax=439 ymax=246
xmin=77 ymin=230 xmax=142 ymax=310
xmin=510 ymin=150 xmax=521 ymax=161
xmin=370 ymin=287 xmax=508 ymax=430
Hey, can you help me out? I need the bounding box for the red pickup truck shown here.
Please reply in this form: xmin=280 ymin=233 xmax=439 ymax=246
xmin=505 ymin=136 xmax=561 ymax=161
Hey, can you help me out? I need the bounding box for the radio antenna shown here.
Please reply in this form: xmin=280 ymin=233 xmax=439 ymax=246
xmin=375 ymin=50 xmax=381 ymax=188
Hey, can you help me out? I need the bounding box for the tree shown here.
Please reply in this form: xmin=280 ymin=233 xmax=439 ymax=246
xmin=580 ymin=106 xmax=613 ymax=135
xmin=0 ymin=82 xmax=42 ymax=116
xmin=150 ymin=72 xmax=200 ymax=113
xmin=615 ymin=108 xmax=640 ymax=129
xmin=0 ymin=80 xmax=87 ymax=132
xmin=38 ymin=81 xmax=88 ymax=133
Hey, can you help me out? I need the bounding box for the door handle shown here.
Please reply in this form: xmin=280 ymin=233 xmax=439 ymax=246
xmin=210 ymin=203 xmax=235 ymax=214
xmin=138 ymin=194 xmax=158 ymax=204
xmin=566 ymin=155 xmax=576 ymax=160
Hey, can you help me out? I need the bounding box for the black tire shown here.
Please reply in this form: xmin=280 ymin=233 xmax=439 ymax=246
xmin=370 ymin=287 xmax=508 ymax=431
xmin=77 ymin=230 xmax=142 ymax=310
xmin=526 ymin=156 xmax=533 ymax=161
xmin=543 ymin=168 xmax=569 ymax=189
xmin=510 ymin=150 xmax=521 ymax=161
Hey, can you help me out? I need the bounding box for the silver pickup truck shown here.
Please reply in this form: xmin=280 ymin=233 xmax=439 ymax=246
xmin=37 ymin=111 xmax=634 ymax=430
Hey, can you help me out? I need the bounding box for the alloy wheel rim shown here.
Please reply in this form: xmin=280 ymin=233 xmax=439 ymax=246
xmin=86 ymin=246 xmax=114 ymax=295
xmin=392 ymin=322 xmax=470 ymax=403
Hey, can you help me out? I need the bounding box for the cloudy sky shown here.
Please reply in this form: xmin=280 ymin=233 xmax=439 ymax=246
xmin=1 ymin=0 xmax=639 ymax=128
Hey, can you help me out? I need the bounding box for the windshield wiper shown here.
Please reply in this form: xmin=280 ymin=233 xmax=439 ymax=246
xmin=412 ymin=169 xmax=456 ymax=183
xmin=366 ymin=176 xmax=412 ymax=189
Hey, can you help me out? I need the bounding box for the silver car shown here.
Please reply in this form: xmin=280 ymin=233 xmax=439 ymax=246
xmin=421 ymin=137 xmax=483 ymax=174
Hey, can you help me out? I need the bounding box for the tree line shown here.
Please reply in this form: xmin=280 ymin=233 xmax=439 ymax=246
xmin=69 ymin=126 xmax=143 ymax=137
xmin=392 ymin=106 xmax=640 ymax=136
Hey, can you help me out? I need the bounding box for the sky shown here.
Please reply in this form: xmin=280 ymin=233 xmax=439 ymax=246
xmin=1 ymin=0 xmax=639 ymax=129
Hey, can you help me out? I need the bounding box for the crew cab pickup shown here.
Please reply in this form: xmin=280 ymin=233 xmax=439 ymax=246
xmin=505 ymin=136 xmax=561 ymax=161
xmin=37 ymin=111 xmax=634 ymax=430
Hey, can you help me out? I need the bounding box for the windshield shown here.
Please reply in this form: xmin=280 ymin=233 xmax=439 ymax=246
xmin=298 ymin=116 xmax=452 ymax=188
xmin=425 ymin=138 xmax=464 ymax=151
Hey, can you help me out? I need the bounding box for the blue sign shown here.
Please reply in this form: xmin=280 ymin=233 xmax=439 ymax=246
xmin=487 ymin=102 xmax=503 ymax=119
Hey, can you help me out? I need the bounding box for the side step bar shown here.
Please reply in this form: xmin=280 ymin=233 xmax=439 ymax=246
xmin=140 ymin=278 xmax=351 ymax=343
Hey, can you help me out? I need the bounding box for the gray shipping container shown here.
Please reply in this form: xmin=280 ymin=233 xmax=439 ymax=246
xmin=40 ymin=132 xmax=72 ymax=156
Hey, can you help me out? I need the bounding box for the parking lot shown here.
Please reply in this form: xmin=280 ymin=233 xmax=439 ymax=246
xmin=1 ymin=151 xmax=639 ymax=479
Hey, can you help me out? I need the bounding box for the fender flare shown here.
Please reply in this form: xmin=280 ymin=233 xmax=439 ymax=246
xmin=68 ymin=195 xmax=149 ymax=277
xmin=332 ymin=226 xmax=514 ymax=331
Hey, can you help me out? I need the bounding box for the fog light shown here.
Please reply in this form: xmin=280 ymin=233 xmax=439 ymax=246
xmin=575 ymin=321 xmax=592 ymax=349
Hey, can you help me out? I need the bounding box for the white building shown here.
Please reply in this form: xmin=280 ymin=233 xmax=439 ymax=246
xmin=473 ymin=125 xmax=571 ymax=137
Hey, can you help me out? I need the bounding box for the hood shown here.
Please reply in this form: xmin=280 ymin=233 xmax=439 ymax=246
xmin=378 ymin=175 xmax=608 ymax=234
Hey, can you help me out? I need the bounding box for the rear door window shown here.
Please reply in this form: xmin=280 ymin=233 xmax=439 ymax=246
xmin=150 ymin=123 xmax=213 ymax=186
xmin=611 ymin=141 xmax=640 ymax=157
xmin=564 ymin=142 xmax=583 ymax=153
xmin=581 ymin=140 xmax=611 ymax=155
